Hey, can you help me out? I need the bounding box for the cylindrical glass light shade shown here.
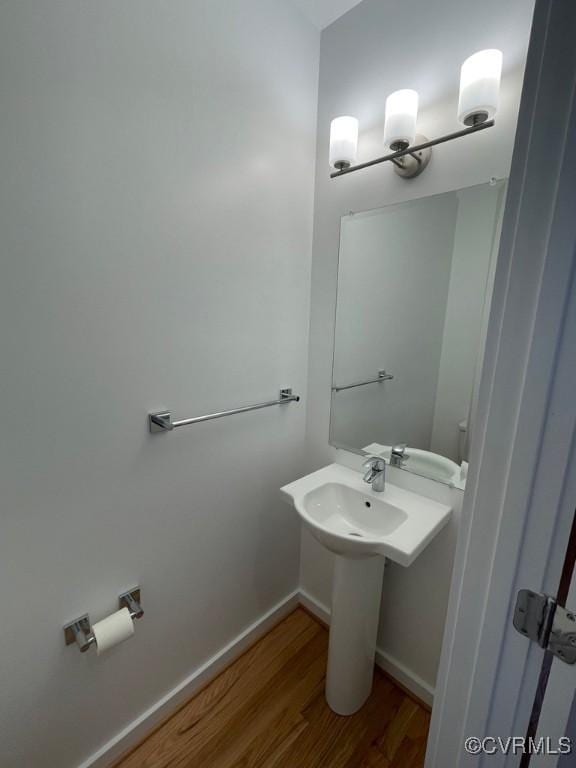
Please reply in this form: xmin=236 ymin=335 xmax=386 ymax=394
xmin=458 ymin=49 xmax=503 ymax=126
xmin=329 ymin=116 xmax=359 ymax=170
xmin=383 ymin=89 xmax=418 ymax=151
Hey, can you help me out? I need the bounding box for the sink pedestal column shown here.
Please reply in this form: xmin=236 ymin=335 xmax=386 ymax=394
xmin=325 ymin=555 xmax=385 ymax=715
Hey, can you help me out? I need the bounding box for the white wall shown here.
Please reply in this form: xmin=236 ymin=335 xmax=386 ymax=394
xmin=430 ymin=182 xmax=506 ymax=461
xmin=0 ymin=2 xmax=318 ymax=766
xmin=303 ymin=0 xmax=534 ymax=693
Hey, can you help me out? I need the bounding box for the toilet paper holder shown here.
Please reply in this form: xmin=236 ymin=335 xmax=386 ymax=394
xmin=64 ymin=588 xmax=143 ymax=652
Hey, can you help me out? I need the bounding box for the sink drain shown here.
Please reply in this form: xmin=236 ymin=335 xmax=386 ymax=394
xmin=349 ymin=532 xmax=363 ymax=537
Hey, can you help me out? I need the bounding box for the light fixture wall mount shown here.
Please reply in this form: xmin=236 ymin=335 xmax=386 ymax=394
xmin=389 ymin=134 xmax=432 ymax=179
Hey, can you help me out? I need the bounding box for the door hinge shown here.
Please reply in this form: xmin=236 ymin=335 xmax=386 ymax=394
xmin=513 ymin=590 xmax=576 ymax=664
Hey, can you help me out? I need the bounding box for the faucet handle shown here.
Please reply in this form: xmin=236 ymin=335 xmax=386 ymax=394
xmin=363 ymin=455 xmax=384 ymax=469
xmin=362 ymin=455 xmax=386 ymax=491
xmin=391 ymin=443 xmax=407 ymax=455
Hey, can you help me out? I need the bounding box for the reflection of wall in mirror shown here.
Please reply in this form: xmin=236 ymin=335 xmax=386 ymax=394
xmin=430 ymin=182 xmax=505 ymax=462
xmin=332 ymin=194 xmax=458 ymax=452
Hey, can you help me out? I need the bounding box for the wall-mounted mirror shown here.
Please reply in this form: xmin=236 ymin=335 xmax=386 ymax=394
xmin=330 ymin=180 xmax=507 ymax=487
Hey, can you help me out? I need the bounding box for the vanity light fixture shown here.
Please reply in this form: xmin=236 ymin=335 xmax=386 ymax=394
xmin=458 ymin=49 xmax=503 ymax=126
xmin=383 ymin=89 xmax=419 ymax=151
xmin=330 ymin=49 xmax=501 ymax=180
xmin=329 ymin=116 xmax=359 ymax=170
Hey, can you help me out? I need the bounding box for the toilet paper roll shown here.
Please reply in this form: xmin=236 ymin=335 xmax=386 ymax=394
xmin=92 ymin=607 xmax=134 ymax=655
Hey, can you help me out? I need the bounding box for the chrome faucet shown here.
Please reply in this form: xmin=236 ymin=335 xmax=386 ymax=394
xmin=362 ymin=456 xmax=386 ymax=492
xmin=390 ymin=443 xmax=410 ymax=468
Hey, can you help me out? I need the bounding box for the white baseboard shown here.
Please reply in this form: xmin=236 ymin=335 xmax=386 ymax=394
xmin=375 ymin=647 xmax=434 ymax=708
xmin=79 ymin=590 xmax=300 ymax=768
xmin=299 ymin=588 xmax=331 ymax=624
xmin=81 ymin=586 xmax=433 ymax=767
xmin=299 ymin=589 xmax=435 ymax=708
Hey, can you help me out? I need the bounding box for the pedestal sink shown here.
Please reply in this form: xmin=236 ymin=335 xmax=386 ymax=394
xmin=281 ymin=463 xmax=451 ymax=715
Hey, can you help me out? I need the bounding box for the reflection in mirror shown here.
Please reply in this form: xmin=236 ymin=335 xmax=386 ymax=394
xmin=330 ymin=181 xmax=507 ymax=487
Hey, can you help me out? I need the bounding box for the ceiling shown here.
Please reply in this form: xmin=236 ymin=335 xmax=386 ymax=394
xmin=290 ymin=0 xmax=364 ymax=29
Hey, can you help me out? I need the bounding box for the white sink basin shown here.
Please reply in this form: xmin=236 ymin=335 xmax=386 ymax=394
xmin=281 ymin=463 xmax=451 ymax=566
xmin=281 ymin=463 xmax=452 ymax=716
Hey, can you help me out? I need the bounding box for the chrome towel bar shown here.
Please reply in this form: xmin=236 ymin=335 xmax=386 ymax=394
xmin=149 ymin=388 xmax=300 ymax=433
xmin=332 ymin=370 xmax=393 ymax=393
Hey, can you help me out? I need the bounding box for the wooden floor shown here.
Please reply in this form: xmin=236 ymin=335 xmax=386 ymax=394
xmin=115 ymin=609 xmax=430 ymax=768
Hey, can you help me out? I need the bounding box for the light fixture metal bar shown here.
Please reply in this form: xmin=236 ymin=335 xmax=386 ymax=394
xmin=330 ymin=119 xmax=494 ymax=178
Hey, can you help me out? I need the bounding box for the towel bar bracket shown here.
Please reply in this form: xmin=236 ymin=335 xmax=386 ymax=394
xmin=149 ymin=411 xmax=173 ymax=433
